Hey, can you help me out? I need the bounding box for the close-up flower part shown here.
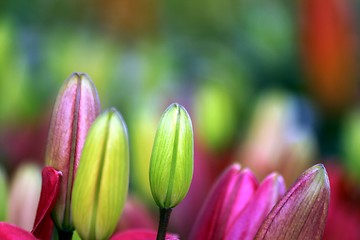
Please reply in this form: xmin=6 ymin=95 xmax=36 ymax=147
xmin=71 ymin=108 xmax=129 ymax=240
xmin=255 ymin=164 xmax=330 ymax=240
xmin=31 ymin=167 xmax=62 ymax=240
xmin=189 ymin=163 xmax=330 ymax=240
xmin=1 ymin=0 xmax=357 ymax=233
xmin=149 ymin=103 xmax=194 ymax=209
xmin=45 ymin=72 xmax=100 ymax=231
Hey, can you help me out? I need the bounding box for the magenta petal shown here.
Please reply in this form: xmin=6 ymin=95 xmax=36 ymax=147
xmin=110 ymin=229 xmax=179 ymax=240
xmin=31 ymin=167 xmax=62 ymax=240
xmin=255 ymin=164 xmax=330 ymax=240
xmin=190 ymin=164 xmax=258 ymax=240
xmin=0 ymin=222 xmax=36 ymax=240
xmin=225 ymin=173 xmax=286 ymax=240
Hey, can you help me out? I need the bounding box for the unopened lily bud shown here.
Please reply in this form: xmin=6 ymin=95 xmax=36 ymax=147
xmin=149 ymin=103 xmax=194 ymax=209
xmin=46 ymin=73 xmax=100 ymax=231
xmin=255 ymin=164 xmax=330 ymax=240
xmin=72 ymin=108 xmax=129 ymax=240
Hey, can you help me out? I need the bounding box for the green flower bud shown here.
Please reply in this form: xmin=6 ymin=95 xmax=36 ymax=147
xmin=46 ymin=72 xmax=100 ymax=231
xmin=72 ymin=108 xmax=129 ymax=240
xmin=149 ymin=103 xmax=194 ymax=209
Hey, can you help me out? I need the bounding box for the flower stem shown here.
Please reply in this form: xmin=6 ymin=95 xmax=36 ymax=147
xmin=156 ymin=208 xmax=172 ymax=240
xmin=58 ymin=229 xmax=73 ymax=240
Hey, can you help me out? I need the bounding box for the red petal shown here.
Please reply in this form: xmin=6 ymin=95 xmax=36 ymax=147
xmin=225 ymin=173 xmax=285 ymax=240
xmin=0 ymin=222 xmax=36 ymax=240
xmin=31 ymin=167 xmax=62 ymax=240
xmin=111 ymin=229 xmax=179 ymax=240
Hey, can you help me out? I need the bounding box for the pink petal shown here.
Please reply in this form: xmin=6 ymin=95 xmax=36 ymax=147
xmin=0 ymin=222 xmax=36 ymax=240
xmin=190 ymin=164 xmax=258 ymax=240
xmin=110 ymin=229 xmax=179 ymax=240
xmin=46 ymin=73 xmax=100 ymax=230
xmin=116 ymin=196 xmax=156 ymax=231
xmin=225 ymin=173 xmax=286 ymax=240
xmin=31 ymin=167 xmax=62 ymax=240
xmin=255 ymin=164 xmax=330 ymax=240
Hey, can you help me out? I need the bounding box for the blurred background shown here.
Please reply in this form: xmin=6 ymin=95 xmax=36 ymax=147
xmin=0 ymin=0 xmax=360 ymax=239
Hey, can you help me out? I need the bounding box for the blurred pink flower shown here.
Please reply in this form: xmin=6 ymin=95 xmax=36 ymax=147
xmin=323 ymin=163 xmax=360 ymax=240
xmin=190 ymin=163 xmax=330 ymax=240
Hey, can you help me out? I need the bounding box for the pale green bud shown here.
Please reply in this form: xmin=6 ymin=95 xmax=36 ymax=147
xmin=72 ymin=108 xmax=129 ymax=240
xmin=149 ymin=103 xmax=194 ymax=209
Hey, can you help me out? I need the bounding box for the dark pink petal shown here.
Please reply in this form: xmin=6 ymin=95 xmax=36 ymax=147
xmin=190 ymin=164 xmax=258 ymax=240
xmin=0 ymin=222 xmax=36 ymax=240
xmin=31 ymin=167 xmax=62 ymax=240
xmin=255 ymin=164 xmax=330 ymax=240
xmin=225 ymin=173 xmax=286 ymax=240
xmin=110 ymin=229 xmax=179 ymax=240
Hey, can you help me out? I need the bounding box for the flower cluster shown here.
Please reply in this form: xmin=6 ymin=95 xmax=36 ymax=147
xmin=0 ymin=73 xmax=330 ymax=240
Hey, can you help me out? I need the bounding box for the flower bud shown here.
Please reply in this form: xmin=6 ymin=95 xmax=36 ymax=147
xmin=255 ymin=164 xmax=330 ymax=240
xmin=45 ymin=72 xmax=101 ymax=231
xmin=149 ymin=103 xmax=194 ymax=209
xmin=191 ymin=164 xmax=259 ymax=240
xmin=72 ymin=108 xmax=129 ymax=240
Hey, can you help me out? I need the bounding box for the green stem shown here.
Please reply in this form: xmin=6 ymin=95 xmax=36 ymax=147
xmin=156 ymin=208 xmax=172 ymax=240
xmin=57 ymin=229 xmax=73 ymax=240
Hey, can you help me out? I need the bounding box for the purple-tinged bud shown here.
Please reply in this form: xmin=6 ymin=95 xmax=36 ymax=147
xmin=45 ymin=73 xmax=100 ymax=231
xmin=255 ymin=164 xmax=330 ymax=240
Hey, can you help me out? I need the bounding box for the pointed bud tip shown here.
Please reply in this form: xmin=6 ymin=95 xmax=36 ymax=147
xmin=230 ymin=163 xmax=242 ymax=172
xmin=66 ymin=72 xmax=95 ymax=87
xmin=303 ymin=163 xmax=329 ymax=188
xmin=106 ymin=107 xmax=128 ymax=134
xmin=266 ymin=172 xmax=285 ymax=185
